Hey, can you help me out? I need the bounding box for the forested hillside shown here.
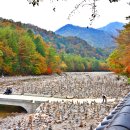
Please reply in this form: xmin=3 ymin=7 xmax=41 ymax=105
xmin=0 ymin=19 xmax=61 ymax=75
xmin=24 ymin=23 xmax=109 ymax=59
xmin=0 ymin=18 xmax=109 ymax=75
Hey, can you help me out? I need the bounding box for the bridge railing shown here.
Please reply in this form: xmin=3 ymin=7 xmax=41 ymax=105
xmin=95 ymin=92 xmax=130 ymax=130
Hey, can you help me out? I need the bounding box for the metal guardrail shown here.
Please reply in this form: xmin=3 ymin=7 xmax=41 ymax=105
xmin=95 ymin=92 xmax=130 ymax=130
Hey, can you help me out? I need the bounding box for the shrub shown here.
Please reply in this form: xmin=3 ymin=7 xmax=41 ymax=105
xmin=127 ymin=78 xmax=130 ymax=85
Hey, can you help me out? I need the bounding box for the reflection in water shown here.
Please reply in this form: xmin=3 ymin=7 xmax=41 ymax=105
xmin=0 ymin=105 xmax=27 ymax=118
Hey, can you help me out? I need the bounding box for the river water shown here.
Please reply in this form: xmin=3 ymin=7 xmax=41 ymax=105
xmin=0 ymin=105 xmax=27 ymax=118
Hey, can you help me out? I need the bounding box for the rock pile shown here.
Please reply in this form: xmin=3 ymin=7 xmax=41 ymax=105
xmin=0 ymin=72 xmax=129 ymax=98
xmin=0 ymin=100 xmax=118 ymax=130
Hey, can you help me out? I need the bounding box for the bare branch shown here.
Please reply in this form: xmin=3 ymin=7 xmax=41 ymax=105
xmin=26 ymin=0 xmax=124 ymax=26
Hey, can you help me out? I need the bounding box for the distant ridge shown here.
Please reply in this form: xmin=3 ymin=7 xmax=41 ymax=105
xmin=98 ymin=22 xmax=125 ymax=37
xmin=55 ymin=22 xmax=124 ymax=49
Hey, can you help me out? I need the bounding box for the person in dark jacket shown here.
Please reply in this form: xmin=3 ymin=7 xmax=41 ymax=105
xmin=102 ymin=94 xmax=107 ymax=104
xmin=4 ymin=87 xmax=12 ymax=95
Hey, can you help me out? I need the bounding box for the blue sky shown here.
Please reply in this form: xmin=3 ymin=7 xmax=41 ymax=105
xmin=0 ymin=0 xmax=130 ymax=31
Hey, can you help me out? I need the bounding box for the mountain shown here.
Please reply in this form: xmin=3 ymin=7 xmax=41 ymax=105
xmin=98 ymin=22 xmax=124 ymax=37
xmin=24 ymin=23 xmax=109 ymax=59
xmin=55 ymin=24 xmax=117 ymax=49
xmin=0 ymin=17 xmax=109 ymax=59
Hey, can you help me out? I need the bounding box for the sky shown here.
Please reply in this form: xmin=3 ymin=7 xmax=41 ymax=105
xmin=0 ymin=0 xmax=130 ymax=31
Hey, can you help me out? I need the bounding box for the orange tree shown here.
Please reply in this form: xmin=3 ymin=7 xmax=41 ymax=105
xmin=107 ymin=23 xmax=130 ymax=76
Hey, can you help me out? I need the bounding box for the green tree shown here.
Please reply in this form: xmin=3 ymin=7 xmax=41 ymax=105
xmin=34 ymin=35 xmax=46 ymax=57
xmin=92 ymin=60 xmax=100 ymax=71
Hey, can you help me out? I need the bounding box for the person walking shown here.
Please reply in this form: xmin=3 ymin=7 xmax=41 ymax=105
xmin=102 ymin=94 xmax=107 ymax=104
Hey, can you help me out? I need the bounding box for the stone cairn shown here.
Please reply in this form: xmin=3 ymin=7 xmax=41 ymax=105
xmin=0 ymin=100 xmax=118 ymax=130
xmin=0 ymin=72 xmax=129 ymax=98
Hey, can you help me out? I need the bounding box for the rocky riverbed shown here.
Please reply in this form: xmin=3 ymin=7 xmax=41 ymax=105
xmin=0 ymin=72 xmax=129 ymax=130
xmin=0 ymin=72 xmax=129 ymax=99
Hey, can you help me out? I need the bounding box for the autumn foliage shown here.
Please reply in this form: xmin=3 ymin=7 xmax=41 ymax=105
xmin=0 ymin=19 xmax=110 ymax=75
xmin=107 ymin=23 xmax=130 ymax=76
xmin=0 ymin=20 xmax=62 ymax=75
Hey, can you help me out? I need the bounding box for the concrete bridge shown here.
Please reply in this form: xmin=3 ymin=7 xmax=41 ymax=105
xmin=0 ymin=94 xmax=115 ymax=114
xmin=0 ymin=94 xmax=42 ymax=113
